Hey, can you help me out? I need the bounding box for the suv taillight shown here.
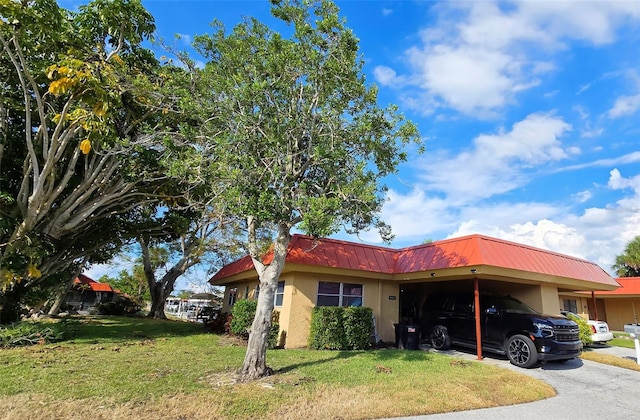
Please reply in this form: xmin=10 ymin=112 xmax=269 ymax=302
xmin=590 ymin=325 xmax=597 ymax=334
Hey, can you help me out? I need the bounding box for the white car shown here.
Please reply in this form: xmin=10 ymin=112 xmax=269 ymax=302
xmin=562 ymin=311 xmax=614 ymax=344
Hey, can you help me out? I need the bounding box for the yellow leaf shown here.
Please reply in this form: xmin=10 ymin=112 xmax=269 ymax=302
xmin=93 ymin=102 xmax=107 ymax=117
xmin=27 ymin=263 xmax=42 ymax=279
xmin=80 ymin=139 xmax=92 ymax=154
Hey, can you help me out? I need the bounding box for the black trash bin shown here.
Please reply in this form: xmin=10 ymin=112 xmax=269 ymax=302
xmin=394 ymin=323 xmax=407 ymax=349
xmin=394 ymin=324 xmax=420 ymax=350
xmin=405 ymin=324 xmax=421 ymax=350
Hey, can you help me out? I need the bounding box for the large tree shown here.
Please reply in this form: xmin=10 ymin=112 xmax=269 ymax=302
xmin=188 ymin=0 xmax=421 ymax=380
xmin=0 ymin=0 xmax=179 ymax=320
xmin=613 ymin=236 xmax=640 ymax=277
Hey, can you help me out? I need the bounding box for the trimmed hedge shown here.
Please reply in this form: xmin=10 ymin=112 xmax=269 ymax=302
xmin=344 ymin=306 xmax=373 ymax=350
xmin=309 ymin=306 xmax=373 ymax=350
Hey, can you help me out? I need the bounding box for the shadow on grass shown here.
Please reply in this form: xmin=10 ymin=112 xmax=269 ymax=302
xmin=60 ymin=315 xmax=208 ymax=343
xmin=274 ymin=350 xmax=358 ymax=374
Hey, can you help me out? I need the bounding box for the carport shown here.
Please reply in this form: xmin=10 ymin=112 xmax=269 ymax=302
xmin=394 ymin=235 xmax=619 ymax=360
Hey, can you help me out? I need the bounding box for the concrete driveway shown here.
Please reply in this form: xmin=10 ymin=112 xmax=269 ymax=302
xmin=393 ymin=345 xmax=640 ymax=419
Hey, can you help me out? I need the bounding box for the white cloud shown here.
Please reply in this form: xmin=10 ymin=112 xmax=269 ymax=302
xmin=384 ymin=0 xmax=640 ymax=117
xmin=414 ymin=113 xmax=571 ymax=204
xmin=608 ymin=94 xmax=640 ymax=118
xmin=373 ymin=65 xmax=400 ymax=86
xmin=574 ymin=190 xmax=592 ymax=204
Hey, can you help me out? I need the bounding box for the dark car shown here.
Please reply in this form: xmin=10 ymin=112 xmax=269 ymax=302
xmin=422 ymin=293 xmax=582 ymax=368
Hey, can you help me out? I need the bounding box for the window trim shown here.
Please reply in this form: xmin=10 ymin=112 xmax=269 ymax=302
xmin=317 ymin=281 xmax=363 ymax=307
xmin=274 ymin=281 xmax=285 ymax=307
xmin=227 ymin=287 xmax=237 ymax=306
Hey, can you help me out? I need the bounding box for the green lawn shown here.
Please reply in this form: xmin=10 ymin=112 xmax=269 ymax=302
xmin=0 ymin=316 xmax=556 ymax=420
xmin=610 ymin=331 xmax=637 ymax=349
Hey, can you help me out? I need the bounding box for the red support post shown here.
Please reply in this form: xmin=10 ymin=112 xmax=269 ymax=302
xmin=474 ymin=277 xmax=482 ymax=360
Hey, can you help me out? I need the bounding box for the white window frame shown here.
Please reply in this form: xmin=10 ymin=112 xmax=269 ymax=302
xmin=274 ymin=281 xmax=285 ymax=307
xmin=316 ymin=281 xmax=363 ymax=307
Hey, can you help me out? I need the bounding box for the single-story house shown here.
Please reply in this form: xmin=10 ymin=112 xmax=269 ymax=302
xmin=64 ymin=274 xmax=117 ymax=310
xmin=210 ymin=234 xmax=620 ymax=348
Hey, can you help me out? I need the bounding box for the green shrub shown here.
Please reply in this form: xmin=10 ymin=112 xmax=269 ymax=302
xmin=309 ymin=306 xmax=374 ymax=350
xmin=96 ymin=297 xmax=141 ymax=316
xmin=0 ymin=321 xmax=66 ymax=348
xmin=565 ymin=312 xmax=593 ymax=347
xmin=344 ymin=307 xmax=373 ymax=350
xmin=309 ymin=306 xmax=347 ymax=350
xmin=230 ymin=299 xmax=257 ymax=338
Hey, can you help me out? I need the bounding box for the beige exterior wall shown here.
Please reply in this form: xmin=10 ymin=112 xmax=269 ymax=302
xmin=602 ymin=298 xmax=640 ymax=331
xmin=511 ymin=284 xmax=560 ymax=315
xmin=280 ymin=273 xmax=399 ymax=348
xmin=218 ymin=274 xmax=400 ymax=348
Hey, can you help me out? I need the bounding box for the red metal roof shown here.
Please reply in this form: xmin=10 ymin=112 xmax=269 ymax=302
xmin=593 ymin=277 xmax=640 ymax=296
xmin=75 ymin=274 xmax=114 ymax=292
xmin=210 ymin=234 xmax=617 ymax=287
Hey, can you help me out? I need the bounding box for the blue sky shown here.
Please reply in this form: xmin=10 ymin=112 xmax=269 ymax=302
xmin=84 ymin=0 xmax=640 ymax=289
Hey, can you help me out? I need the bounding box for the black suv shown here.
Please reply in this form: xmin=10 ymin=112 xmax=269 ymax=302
xmin=422 ymin=293 xmax=582 ymax=368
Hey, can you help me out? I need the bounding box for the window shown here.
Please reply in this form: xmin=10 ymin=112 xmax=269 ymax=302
xmin=317 ymin=281 xmax=363 ymax=307
xmin=228 ymin=288 xmax=237 ymax=306
xmin=563 ymin=299 xmax=578 ymax=314
xmin=274 ymin=281 xmax=284 ymax=306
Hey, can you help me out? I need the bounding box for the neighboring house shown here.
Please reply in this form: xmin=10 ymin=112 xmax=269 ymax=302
xmin=558 ymin=277 xmax=640 ymax=331
xmin=64 ymin=274 xmax=116 ymax=310
xmin=210 ymin=234 xmax=619 ymax=348
xmin=591 ymin=277 xmax=640 ymax=330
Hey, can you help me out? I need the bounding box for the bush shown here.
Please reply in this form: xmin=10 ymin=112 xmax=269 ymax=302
xmin=230 ymin=299 xmax=257 ymax=338
xmin=204 ymin=312 xmax=229 ymax=334
xmin=344 ymin=307 xmax=373 ymax=350
xmin=96 ymin=297 xmax=141 ymax=316
xmin=309 ymin=306 xmax=347 ymax=350
xmin=565 ymin=312 xmax=593 ymax=347
xmin=309 ymin=306 xmax=373 ymax=350
xmin=0 ymin=321 xmax=66 ymax=348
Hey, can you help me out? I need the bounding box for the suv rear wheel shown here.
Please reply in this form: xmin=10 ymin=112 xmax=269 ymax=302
xmin=431 ymin=325 xmax=451 ymax=350
xmin=507 ymin=334 xmax=538 ymax=368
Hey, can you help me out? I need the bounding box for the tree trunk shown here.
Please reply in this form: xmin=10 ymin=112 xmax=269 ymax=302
xmin=238 ymin=223 xmax=290 ymax=380
xmin=147 ymin=285 xmax=168 ymax=319
xmin=48 ymin=263 xmax=85 ymax=316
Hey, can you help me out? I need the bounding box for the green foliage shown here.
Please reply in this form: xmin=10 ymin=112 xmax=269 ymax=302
xmin=309 ymin=306 xmax=373 ymax=350
xmin=565 ymin=313 xmax=593 ymax=347
xmin=187 ymin=0 xmax=421 ymax=242
xmin=0 ymin=321 xmax=66 ymax=348
xmin=96 ymin=297 xmax=141 ymax=316
xmin=309 ymin=306 xmax=347 ymax=350
xmin=613 ymin=236 xmax=640 ymax=277
xmin=100 ymin=268 xmax=150 ymax=305
xmin=0 ymin=0 xmax=174 ymax=293
xmin=344 ymin=307 xmax=373 ymax=350
xmin=230 ymin=299 xmax=258 ymax=338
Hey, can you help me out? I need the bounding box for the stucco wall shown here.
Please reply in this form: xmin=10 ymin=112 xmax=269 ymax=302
xmin=511 ymin=284 xmax=559 ymax=315
xmin=603 ymin=298 xmax=640 ymax=331
xmin=276 ymin=273 xmax=398 ymax=348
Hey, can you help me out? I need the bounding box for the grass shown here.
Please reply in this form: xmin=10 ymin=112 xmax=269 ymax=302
xmin=609 ymin=331 xmax=636 ymax=349
xmin=580 ymin=351 xmax=640 ymax=372
xmin=0 ymin=316 xmax=556 ymax=420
